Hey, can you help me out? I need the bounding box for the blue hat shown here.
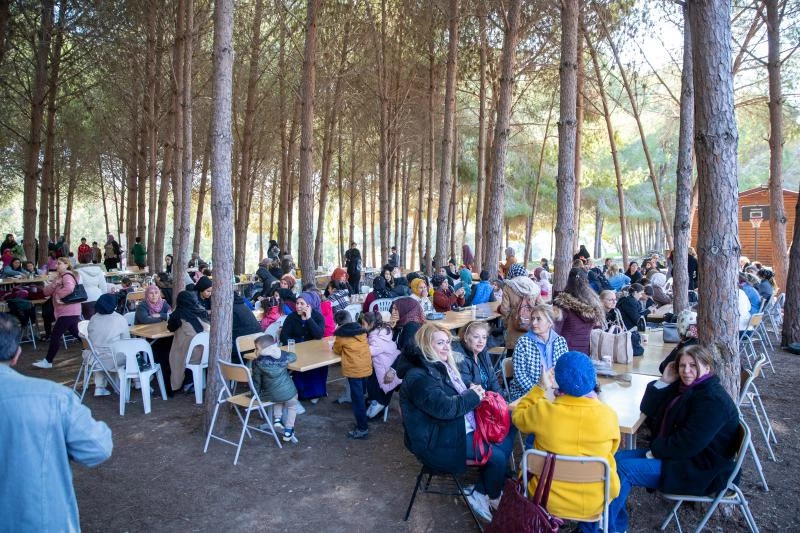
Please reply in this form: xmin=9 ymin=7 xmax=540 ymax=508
xmin=95 ymin=293 xmax=117 ymax=315
xmin=555 ymin=351 xmax=596 ymax=397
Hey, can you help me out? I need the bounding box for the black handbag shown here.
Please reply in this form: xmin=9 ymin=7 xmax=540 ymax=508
xmin=61 ymin=273 xmax=88 ymax=303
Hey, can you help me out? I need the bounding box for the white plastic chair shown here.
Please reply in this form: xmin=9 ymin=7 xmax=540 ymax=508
xmin=659 ymin=421 xmax=758 ymax=533
xmin=203 ymin=360 xmax=282 ymax=465
xmin=113 ymin=338 xmax=168 ymax=416
xmin=523 ymin=449 xmax=612 ymax=533
xmin=72 ymin=320 xmax=120 ymax=401
xmin=124 ymin=311 xmax=136 ymax=326
xmin=370 ymin=298 xmax=395 ymax=313
xmin=185 ymin=331 xmax=210 ymax=404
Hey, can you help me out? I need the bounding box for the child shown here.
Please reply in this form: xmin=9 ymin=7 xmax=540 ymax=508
xmin=115 ymin=277 xmax=134 ymax=314
xmin=360 ymin=312 xmax=402 ymax=419
xmin=332 ymin=310 xmax=373 ymax=439
xmin=251 ymin=334 xmax=300 ymax=442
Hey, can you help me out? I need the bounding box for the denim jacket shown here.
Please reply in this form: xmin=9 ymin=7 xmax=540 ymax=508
xmin=0 ymin=364 xmax=113 ymax=532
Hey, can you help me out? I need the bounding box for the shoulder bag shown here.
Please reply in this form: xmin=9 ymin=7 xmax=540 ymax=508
xmin=590 ymin=324 xmax=633 ymax=364
xmin=61 ymin=273 xmax=88 ymax=304
xmin=485 ymin=453 xmax=564 ymax=533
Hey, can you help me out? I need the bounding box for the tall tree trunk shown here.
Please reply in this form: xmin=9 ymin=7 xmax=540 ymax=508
xmin=672 ymin=7 xmax=694 ymax=315
xmin=473 ymin=0 xmax=488 ymax=272
xmin=193 ymin=137 xmax=210 ymax=256
xmin=400 ymin=152 xmax=411 ymax=269
xmin=783 ymin=183 xmax=800 ymax=345
xmin=766 ymin=0 xmax=788 ymax=292
xmin=170 ymin=0 xmax=186 ymax=299
xmin=594 ymin=204 xmax=603 ymax=258
xmin=371 ymin=179 xmax=377 ymax=267
xmin=524 ymin=91 xmax=555 ymax=267
xmin=448 ymin=131 xmax=459 ymax=261
xmin=336 ymin=122 xmax=345 ymax=266
xmin=435 ymin=0 xmax=459 ymax=269
xmin=553 ymin=0 xmax=579 ymax=291
xmin=417 ymin=140 xmax=426 ymax=271
xmin=277 ymin=15 xmax=289 ymax=251
xmin=25 ymin=0 xmax=54 ymax=263
xmin=145 ymin=1 xmax=161 ymax=272
xmin=98 ymin=156 xmax=110 ymax=237
xmin=62 ymin=152 xmax=77 ymax=242
xmin=588 ymin=34 xmax=629 ymax=268
xmin=689 ymin=0 xmax=740 ymax=398
xmin=573 ymin=19 xmax=584 ymax=252
xmin=598 ymin=11 xmax=673 ymax=250
xmin=234 ymin=0 xmax=265 ymax=273
xmin=297 ymin=0 xmax=319 ymax=283
xmin=286 ymin=99 xmax=301 ymax=254
xmin=126 ymin=94 xmax=140 ymax=245
xmin=484 ymin=0 xmax=520 ymax=279
xmin=361 ymin=180 xmax=367 ymax=268
xmin=424 ymin=20 xmax=435 ymax=276
xmin=349 ymin=131 xmax=356 ymax=250
xmin=205 ymin=0 xmax=235 ymax=427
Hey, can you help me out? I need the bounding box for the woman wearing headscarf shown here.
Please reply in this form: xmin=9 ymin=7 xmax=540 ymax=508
xmin=281 ymin=291 xmax=327 ymax=401
xmin=194 ymin=275 xmax=213 ymax=310
xmin=135 ymin=285 xmax=171 ymax=324
xmin=458 ymin=268 xmax=474 ymax=304
xmin=363 ymin=275 xmax=394 ymax=314
xmin=409 ymin=277 xmax=434 ymax=314
xmin=232 ymin=293 xmax=262 ymax=363
xmin=389 ymin=296 xmax=426 ymax=351
xmin=553 ymin=267 xmax=607 ymax=354
xmin=432 ymin=273 xmax=465 ymax=312
xmin=86 ymin=293 xmax=131 ymax=397
xmin=649 ymin=272 xmax=672 ymax=306
xmin=167 ymin=291 xmax=210 ymax=393
xmin=462 ymin=244 xmax=475 ymax=271
xmin=256 ymin=257 xmax=279 ymax=294
xmin=499 ymin=263 xmax=541 ymax=355
xmin=267 ymin=239 xmax=280 ymax=260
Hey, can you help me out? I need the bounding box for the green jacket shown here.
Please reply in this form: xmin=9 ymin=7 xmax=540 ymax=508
xmin=252 ymin=351 xmax=297 ymax=402
xmin=131 ymin=243 xmax=147 ymax=264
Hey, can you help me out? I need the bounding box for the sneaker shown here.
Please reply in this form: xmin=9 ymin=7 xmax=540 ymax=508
xmin=273 ymin=418 xmax=284 ymax=431
xmin=465 ymin=490 xmax=492 ymax=522
xmin=94 ymin=387 xmax=111 ymax=397
xmin=296 ymin=402 xmax=306 ymax=415
xmin=182 ymin=382 xmax=194 ymax=394
xmin=346 ymin=428 xmax=369 ymax=440
xmin=366 ymin=401 xmax=385 ymax=419
xmin=310 ymin=398 xmax=319 ymax=404
xmin=334 ymin=394 xmax=351 ymax=404
xmin=282 ymin=428 xmax=295 ymax=442
xmin=32 ymin=359 xmax=52 ymax=369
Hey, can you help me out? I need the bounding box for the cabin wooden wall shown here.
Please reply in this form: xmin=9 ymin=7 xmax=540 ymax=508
xmin=690 ymin=187 xmax=798 ymax=267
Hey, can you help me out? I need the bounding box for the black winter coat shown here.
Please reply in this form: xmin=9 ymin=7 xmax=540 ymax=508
xmin=453 ymin=343 xmax=501 ymax=394
xmin=256 ymin=266 xmax=279 ymax=290
xmin=279 ymin=310 xmax=325 ymax=344
xmin=232 ymin=296 xmax=262 ymax=362
xmin=399 ymin=347 xmax=481 ymax=475
xmin=640 ymin=375 xmax=739 ymax=495
xmin=616 ymin=295 xmax=647 ymax=330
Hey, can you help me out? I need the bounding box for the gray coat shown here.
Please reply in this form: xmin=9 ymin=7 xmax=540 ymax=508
xmin=252 ymin=351 xmax=298 ymax=402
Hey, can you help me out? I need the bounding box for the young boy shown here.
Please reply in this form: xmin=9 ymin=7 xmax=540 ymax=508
xmin=115 ymin=277 xmax=134 ymax=314
xmin=251 ymin=334 xmax=300 ymax=442
xmin=332 ymin=310 xmax=373 ymax=439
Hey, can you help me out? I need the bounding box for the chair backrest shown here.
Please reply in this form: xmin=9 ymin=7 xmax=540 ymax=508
xmin=723 ymin=421 xmax=750 ymax=490
xmin=218 ymin=359 xmax=252 ymax=384
xmin=236 ymin=332 xmax=262 ymax=362
xmin=738 ymin=355 xmax=767 ymax=405
xmin=113 ymin=338 xmax=154 ymax=374
xmin=186 ymin=330 xmax=210 ymax=366
xmin=501 ymin=357 xmax=514 ymax=396
xmin=124 ymin=312 xmax=136 ymax=327
xmin=776 ymin=293 xmax=785 ymax=309
xmin=760 ymin=296 xmax=773 ymax=313
xmin=78 ymin=319 xmax=89 ymax=339
xmin=747 ymin=312 xmax=764 ymax=330
xmin=264 ymin=321 xmax=281 ymax=340
xmin=371 ymin=298 xmax=395 ymax=313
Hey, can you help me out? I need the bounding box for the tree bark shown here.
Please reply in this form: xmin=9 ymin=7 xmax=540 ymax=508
xmin=125 ymin=88 xmax=140 ymax=246
xmin=573 ymin=19 xmax=584 ymax=252
xmin=689 ymin=0 xmax=741 ymax=399
xmin=766 ymin=0 xmax=788 ymax=292
xmin=24 ymin=0 xmax=54 ymax=263
xmin=98 ymin=156 xmax=110 ymax=237
xmin=424 ymin=18 xmax=435 ymax=275
xmin=672 ymin=7 xmax=694 ymax=315
xmin=783 ymin=182 xmax=800 ymax=345
xmin=524 ymin=92 xmax=555 ymax=267
xmin=62 ymin=152 xmax=77 ymax=242
xmin=277 ymin=15 xmax=289 ymax=252
xmin=205 ymin=0 xmax=235 ymax=428
xmin=193 ymin=136 xmax=210 ymax=256
xmin=297 ymin=0 xmax=319 ymax=283
xmin=484 ymin=0 xmax=520 ymax=279
xmin=435 ymin=0 xmax=459 ymax=269
xmin=587 ymin=34 xmax=629 ymax=269
xmin=417 ymin=140 xmax=425 ymax=271
xmin=553 ymin=0 xmax=578 ymax=291
xmin=145 ymin=1 xmax=161 ymax=272
xmin=473 ymin=0 xmax=488 ymax=272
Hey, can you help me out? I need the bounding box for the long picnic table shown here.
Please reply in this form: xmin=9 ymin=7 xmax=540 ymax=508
xmin=435 ymin=302 xmax=501 ymax=330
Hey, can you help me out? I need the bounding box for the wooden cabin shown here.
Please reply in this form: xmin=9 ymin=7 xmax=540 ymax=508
xmin=691 ymin=186 xmax=798 ymax=267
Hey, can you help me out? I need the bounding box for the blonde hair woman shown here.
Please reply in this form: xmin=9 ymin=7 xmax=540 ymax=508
xmin=34 ymin=257 xmax=83 ymax=369
xmin=509 ymin=304 xmax=568 ymax=401
xmin=399 ymin=322 xmax=515 ymax=521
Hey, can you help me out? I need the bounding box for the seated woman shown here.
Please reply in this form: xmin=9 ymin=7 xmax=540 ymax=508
xmin=470 ymin=270 xmax=493 ymax=305
xmin=281 ymin=291 xmax=326 ymax=402
xmin=381 ymin=265 xmax=395 ymax=293
xmin=453 ymin=321 xmax=501 ymax=396
xmin=512 ymin=352 xmax=621 ymax=532
xmin=606 ymin=264 xmax=630 ymax=291
xmin=135 ymin=285 xmax=171 ymax=324
xmin=616 ymin=284 xmax=651 ymax=356
xmin=600 ymin=290 xmax=621 ymax=327
xmin=509 ymin=304 xmax=568 ymax=401
xmin=167 ymin=291 xmax=210 ymax=394
xmin=258 ymin=287 xmax=283 ymax=331
xmin=232 ymin=293 xmax=262 ymax=363
xmin=389 ymin=297 xmax=426 ymax=351
xmin=553 ymin=268 xmax=606 ymax=354
xmin=2 ymin=258 xmax=25 ymax=278
xmin=649 ymin=272 xmax=672 ymax=306
xmin=86 ymin=294 xmax=131 ymax=397
xmin=398 ymin=322 xmax=516 ymax=522
xmin=756 ymin=268 xmax=775 ymax=302
xmin=458 ymin=268 xmax=474 ymax=304
xmin=609 ymin=345 xmax=740 ymax=533
xmin=499 ymin=264 xmax=541 ymax=356
xmin=256 ymin=257 xmax=279 ymax=290
xmin=739 ymin=273 xmax=761 ymax=315
xmin=278 ymin=273 xmax=298 ymax=314
xmin=194 ymin=276 xmax=213 ymax=311
xmin=624 ymin=261 xmax=643 ymax=284
xmin=409 ymin=277 xmax=434 ymax=314
xmin=363 ymin=274 xmax=394 ymax=314
xmin=331 ymin=267 xmax=349 ymax=287
xmin=431 ymin=274 xmax=465 ymax=312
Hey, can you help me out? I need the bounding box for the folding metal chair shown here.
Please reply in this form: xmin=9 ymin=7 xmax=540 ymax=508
xmin=203 ymin=360 xmax=282 ymax=465
xmin=72 ymin=320 xmax=120 ymax=401
xmin=739 ymin=356 xmax=777 ymax=464
xmin=659 ymin=421 xmax=759 ymax=533
xmin=523 ymin=449 xmax=612 ymax=532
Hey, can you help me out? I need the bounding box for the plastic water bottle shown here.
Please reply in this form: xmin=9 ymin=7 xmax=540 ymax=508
xmin=287 ymin=339 xmax=295 ymax=353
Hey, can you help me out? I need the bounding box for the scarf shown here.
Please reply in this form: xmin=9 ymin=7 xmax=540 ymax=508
xmin=658 ymin=373 xmax=714 ymax=438
xmin=300 ymin=290 xmax=321 ymax=313
xmin=392 ymin=297 xmax=425 ymax=326
xmin=145 ymin=285 xmax=168 ymax=315
xmin=442 ymin=361 xmax=476 ymax=430
xmin=460 ymin=268 xmax=473 ymax=300
xmin=171 ymin=291 xmax=209 ymax=333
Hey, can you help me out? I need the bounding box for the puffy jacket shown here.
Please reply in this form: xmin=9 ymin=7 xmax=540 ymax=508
xmin=499 ymin=276 xmax=541 ymax=350
xmin=367 ymin=328 xmax=402 ymax=393
xmin=253 ymin=351 xmax=298 ymax=402
xmin=469 ymin=281 xmax=493 ymax=305
xmin=399 ymin=346 xmax=480 ymax=475
xmin=333 ymin=322 xmax=373 ymax=378
xmin=75 ymin=265 xmax=108 ymax=303
xmin=553 ymin=293 xmax=600 ymax=354
xmin=453 ymin=342 xmax=500 ymax=394
xmin=432 ymin=286 xmax=464 ymax=312
xmin=43 ymin=271 xmax=82 ymax=319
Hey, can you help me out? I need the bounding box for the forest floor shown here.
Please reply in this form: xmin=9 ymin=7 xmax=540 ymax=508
xmin=13 ymin=338 xmax=800 ymax=533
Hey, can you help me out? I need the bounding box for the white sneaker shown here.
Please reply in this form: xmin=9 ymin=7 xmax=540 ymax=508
xmin=94 ymin=387 xmax=111 ymax=397
xmin=366 ymin=401 xmax=385 ymax=419
xmin=465 ymin=489 xmax=492 ymax=522
xmin=32 ymin=359 xmax=52 ymax=369
xmin=296 ymin=402 xmax=306 ymax=415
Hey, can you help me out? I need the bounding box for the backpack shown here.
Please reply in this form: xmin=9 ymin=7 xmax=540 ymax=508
xmin=511 ymin=293 xmax=535 ymax=332
xmin=472 ymin=391 xmax=510 ymax=465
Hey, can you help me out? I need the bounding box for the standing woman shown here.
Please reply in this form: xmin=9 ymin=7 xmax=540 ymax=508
xmin=553 ymin=268 xmax=606 ymax=354
xmin=34 ymin=258 xmax=83 ymax=369
xmin=344 ymin=242 xmax=362 ymax=294
xmin=281 ymin=291 xmax=327 ymax=402
xmin=164 ymin=254 xmax=173 ymax=274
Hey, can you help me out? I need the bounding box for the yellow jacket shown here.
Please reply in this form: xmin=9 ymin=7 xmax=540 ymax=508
xmin=512 ymin=386 xmax=621 ymax=521
xmin=333 ymin=329 xmax=373 ymax=379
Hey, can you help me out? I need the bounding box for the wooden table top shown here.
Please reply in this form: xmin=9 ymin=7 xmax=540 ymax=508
xmin=434 ymin=302 xmax=500 ymax=330
xmin=0 ymin=275 xmax=49 ymax=285
xmin=612 ymin=338 xmax=673 ymax=377
xmin=243 ymin=336 xmax=341 ymax=372
xmin=130 ymin=321 xmax=173 ymax=340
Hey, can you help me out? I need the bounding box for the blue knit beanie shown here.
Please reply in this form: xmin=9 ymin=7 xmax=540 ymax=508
xmin=555 ymin=351 xmax=596 ymax=397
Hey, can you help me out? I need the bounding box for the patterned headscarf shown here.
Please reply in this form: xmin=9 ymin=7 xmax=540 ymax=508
xmin=507 ymin=263 xmax=528 ymax=279
xmin=145 ymin=284 xmax=168 ymax=316
xmin=392 ymin=297 xmax=426 ymax=327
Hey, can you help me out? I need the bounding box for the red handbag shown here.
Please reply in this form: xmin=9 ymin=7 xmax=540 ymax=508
xmin=485 ymin=453 xmax=564 ymax=533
